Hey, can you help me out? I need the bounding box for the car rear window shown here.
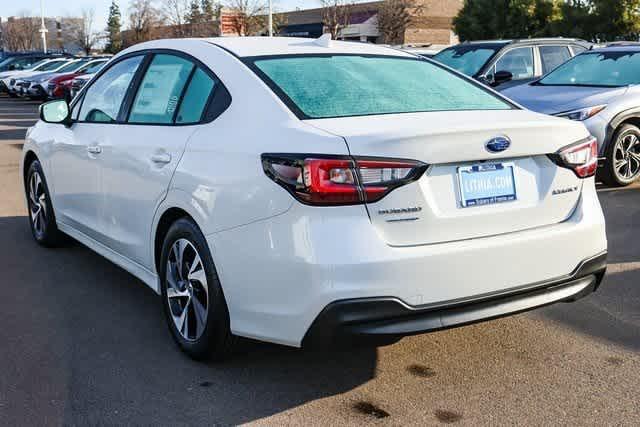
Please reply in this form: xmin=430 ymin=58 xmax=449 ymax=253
xmin=249 ymin=54 xmax=513 ymax=119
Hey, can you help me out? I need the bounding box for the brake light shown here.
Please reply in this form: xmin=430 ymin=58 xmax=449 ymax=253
xmin=550 ymin=137 xmax=598 ymax=178
xmin=262 ymin=154 xmax=427 ymax=206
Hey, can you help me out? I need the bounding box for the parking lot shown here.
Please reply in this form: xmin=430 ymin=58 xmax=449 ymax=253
xmin=0 ymin=94 xmax=639 ymax=425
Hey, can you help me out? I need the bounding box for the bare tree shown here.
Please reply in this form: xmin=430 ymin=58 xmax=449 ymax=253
xmin=162 ymin=0 xmax=190 ymax=37
xmin=3 ymin=14 xmax=40 ymax=52
xmin=224 ymin=0 xmax=268 ymax=36
xmin=376 ymin=0 xmax=420 ymax=44
xmin=320 ymin=0 xmax=352 ymax=39
xmin=69 ymin=9 xmax=102 ymax=55
xmin=128 ymin=0 xmax=161 ymax=43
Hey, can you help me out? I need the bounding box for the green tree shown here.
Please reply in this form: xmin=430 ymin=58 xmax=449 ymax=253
xmin=104 ymin=0 xmax=122 ymax=53
xmin=454 ymin=0 xmax=561 ymax=41
xmin=187 ymin=0 xmax=203 ymax=24
xmin=201 ymin=0 xmax=216 ymax=21
xmin=591 ymin=0 xmax=640 ymax=41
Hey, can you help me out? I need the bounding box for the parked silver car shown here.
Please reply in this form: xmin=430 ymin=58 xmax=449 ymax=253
xmin=503 ymin=45 xmax=640 ymax=186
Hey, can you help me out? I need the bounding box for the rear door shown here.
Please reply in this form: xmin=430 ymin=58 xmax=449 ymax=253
xmin=308 ymin=110 xmax=585 ymax=247
xmin=99 ymin=53 xmax=217 ymax=269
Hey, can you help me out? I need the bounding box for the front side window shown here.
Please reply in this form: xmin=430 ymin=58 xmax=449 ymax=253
xmin=251 ymin=54 xmax=512 ymax=119
xmin=494 ymin=47 xmax=534 ymax=79
xmin=128 ymin=54 xmax=194 ymax=124
xmin=540 ymin=46 xmax=571 ymax=74
xmin=79 ymin=55 xmax=144 ymax=123
xmin=176 ymin=68 xmax=216 ymax=124
xmin=538 ymin=51 xmax=640 ymax=87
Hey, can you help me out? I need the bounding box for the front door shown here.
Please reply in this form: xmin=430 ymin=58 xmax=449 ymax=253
xmin=48 ymin=55 xmax=145 ymax=240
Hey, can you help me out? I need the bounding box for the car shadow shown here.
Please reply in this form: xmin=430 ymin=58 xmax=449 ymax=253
xmin=0 ymin=216 xmax=377 ymax=426
xmin=539 ymin=186 xmax=640 ymax=352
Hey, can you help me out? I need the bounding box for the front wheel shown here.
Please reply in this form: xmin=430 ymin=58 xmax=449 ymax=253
xmin=160 ymin=218 xmax=235 ymax=361
xmin=601 ymin=124 xmax=640 ymax=187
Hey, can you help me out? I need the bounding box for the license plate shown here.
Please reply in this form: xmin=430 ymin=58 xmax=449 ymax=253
xmin=458 ymin=163 xmax=516 ymax=208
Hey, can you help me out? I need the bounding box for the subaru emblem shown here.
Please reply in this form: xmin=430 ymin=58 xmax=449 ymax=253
xmin=485 ymin=136 xmax=511 ymax=153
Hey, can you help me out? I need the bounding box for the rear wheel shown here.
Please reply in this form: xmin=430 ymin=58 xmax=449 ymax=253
xmin=159 ymin=218 xmax=235 ymax=361
xmin=26 ymin=160 xmax=66 ymax=247
xmin=601 ymin=124 xmax=640 ymax=187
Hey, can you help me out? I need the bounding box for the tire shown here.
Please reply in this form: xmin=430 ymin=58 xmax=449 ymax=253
xmin=159 ymin=218 xmax=235 ymax=361
xmin=25 ymin=160 xmax=67 ymax=247
xmin=600 ymin=123 xmax=640 ymax=187
xmin=8 ymin=92 xmax=18 ymax=98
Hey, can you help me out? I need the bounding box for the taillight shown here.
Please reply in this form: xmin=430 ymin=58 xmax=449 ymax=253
xmin=549 ymin=137 xmax=598 ymax=178
xmin=262 ymin=154 xmax=427 ymax=206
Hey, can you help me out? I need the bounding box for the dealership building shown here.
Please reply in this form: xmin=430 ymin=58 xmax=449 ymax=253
xmin=273 ymin=0 xmax=462 ymax=45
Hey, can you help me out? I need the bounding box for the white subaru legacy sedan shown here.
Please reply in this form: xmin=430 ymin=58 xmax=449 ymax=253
xmin=23 ymin=37 xmax=607 ymax=360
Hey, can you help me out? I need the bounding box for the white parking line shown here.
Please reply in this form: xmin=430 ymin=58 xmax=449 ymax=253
xmin=608 ymin=262 xmax=640 ymax=274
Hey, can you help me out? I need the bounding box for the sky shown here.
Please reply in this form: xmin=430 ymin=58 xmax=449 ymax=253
xmin=1 ymin=1 xmax=357 ymax=34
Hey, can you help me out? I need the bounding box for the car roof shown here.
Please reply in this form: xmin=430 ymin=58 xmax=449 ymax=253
xmin=459 ymin=38 xmax=590 ymax=47
xmin=203 ymin=36 xmax=412 ymax=58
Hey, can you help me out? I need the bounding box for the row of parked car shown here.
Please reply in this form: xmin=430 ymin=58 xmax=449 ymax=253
xmin=0 ymin=52 xmax=109 ymax=103
xmin=3 ymin=37 xmax=640 ymax=187
xmin=428 ymin=38 xmax=640 ymax=186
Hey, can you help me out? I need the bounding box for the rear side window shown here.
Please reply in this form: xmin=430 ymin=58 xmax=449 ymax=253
xmin=79 ymin=55 xmax=143 ymax=123
xmin=540 ymin=46 xmax=571 ymax=74
xmin=128 ymin=54 xmax=193 ymax=124
xmin=494 ymin=47 xmax=534 ymax=79
xmin=251 ymin=55 xmax=512 ymax=119
xmin=176 ymin=68 xmax=216 ymax=124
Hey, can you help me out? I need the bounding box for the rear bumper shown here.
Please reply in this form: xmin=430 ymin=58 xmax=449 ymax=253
xmin=303 ymin=252 xmax=607 ymax=347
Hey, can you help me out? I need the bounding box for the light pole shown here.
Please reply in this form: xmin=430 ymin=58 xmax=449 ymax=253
xmin=268 ymin=0 xmax=273 ymax=37
xmin=39 ymin=0 xmax=48 ymax=53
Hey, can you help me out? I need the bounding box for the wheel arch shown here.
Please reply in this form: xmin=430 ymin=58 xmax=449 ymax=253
xmin=605 ymin=108 xmax=640 ymax=151
xmin=22 ymin=150 xmax=39 ymax=184
xmin=151 ymin=190 xmax=211 ymax=278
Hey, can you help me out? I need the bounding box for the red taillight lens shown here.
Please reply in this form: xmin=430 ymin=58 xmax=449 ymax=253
xmin=262 ymin=154 xmax=427 ymax=206
xmin=551 ymin=137 xmax=598 ymax=178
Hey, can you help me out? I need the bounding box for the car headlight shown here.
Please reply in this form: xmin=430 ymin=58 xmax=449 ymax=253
xmin=557 ymin=105 xmax=607 ymax=121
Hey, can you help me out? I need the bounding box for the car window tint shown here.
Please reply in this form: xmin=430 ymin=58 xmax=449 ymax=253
xmin=176 ymin=67 xmax=216 ymax=124
xmin=494 ymin=47 xmax=534 ymax=79
xmin=128 ymin=54 xmax=194 ymax=124
xmin=540 ymin=46 xmax=572 ymax=74
xmin=79 ymin=55 xmax=143 ymax=123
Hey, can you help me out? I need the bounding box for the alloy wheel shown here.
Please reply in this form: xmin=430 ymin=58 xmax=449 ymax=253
xmin=613 ymin=132 xmax=640 ymax=181
xmin=28 ymin=171 xmax=47 ymax=238
xmin=166 ymin=238 xmax=209 ymax=341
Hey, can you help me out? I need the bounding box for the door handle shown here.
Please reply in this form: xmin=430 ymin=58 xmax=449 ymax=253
xmin=151 ymin=153 xmax=172 ymax=164
xmin=87 ymin=145 xmax=102 ymax=154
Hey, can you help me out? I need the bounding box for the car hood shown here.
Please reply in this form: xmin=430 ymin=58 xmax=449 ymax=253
xmin=502 ymin=83 xmax=628 ymax=115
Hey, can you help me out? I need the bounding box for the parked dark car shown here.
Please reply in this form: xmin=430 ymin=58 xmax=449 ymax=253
xmin=433 ymin=38 xmax=592 ymax=90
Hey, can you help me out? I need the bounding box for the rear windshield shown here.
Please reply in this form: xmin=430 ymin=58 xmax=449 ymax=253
xmin=249 ymin=54 xmax=513 ymax=119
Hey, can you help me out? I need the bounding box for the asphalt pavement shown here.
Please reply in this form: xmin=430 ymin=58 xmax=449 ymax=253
xmin=0 ymin=95 xmax=638 ymax=426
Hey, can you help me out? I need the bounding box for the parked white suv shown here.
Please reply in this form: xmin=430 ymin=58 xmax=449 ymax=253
xmin=23 ymin=37 xmax=607 ymax=360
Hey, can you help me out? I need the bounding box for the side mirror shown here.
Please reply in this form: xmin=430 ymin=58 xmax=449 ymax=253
xmin=40 ymin=99 xmax=71 ymax=126
xmin=493 ymin=70 xmax=513 ymax=86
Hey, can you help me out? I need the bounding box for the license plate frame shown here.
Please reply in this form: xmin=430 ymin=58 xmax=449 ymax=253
xmin=457 ymin=162 xmax=517 ymax=208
